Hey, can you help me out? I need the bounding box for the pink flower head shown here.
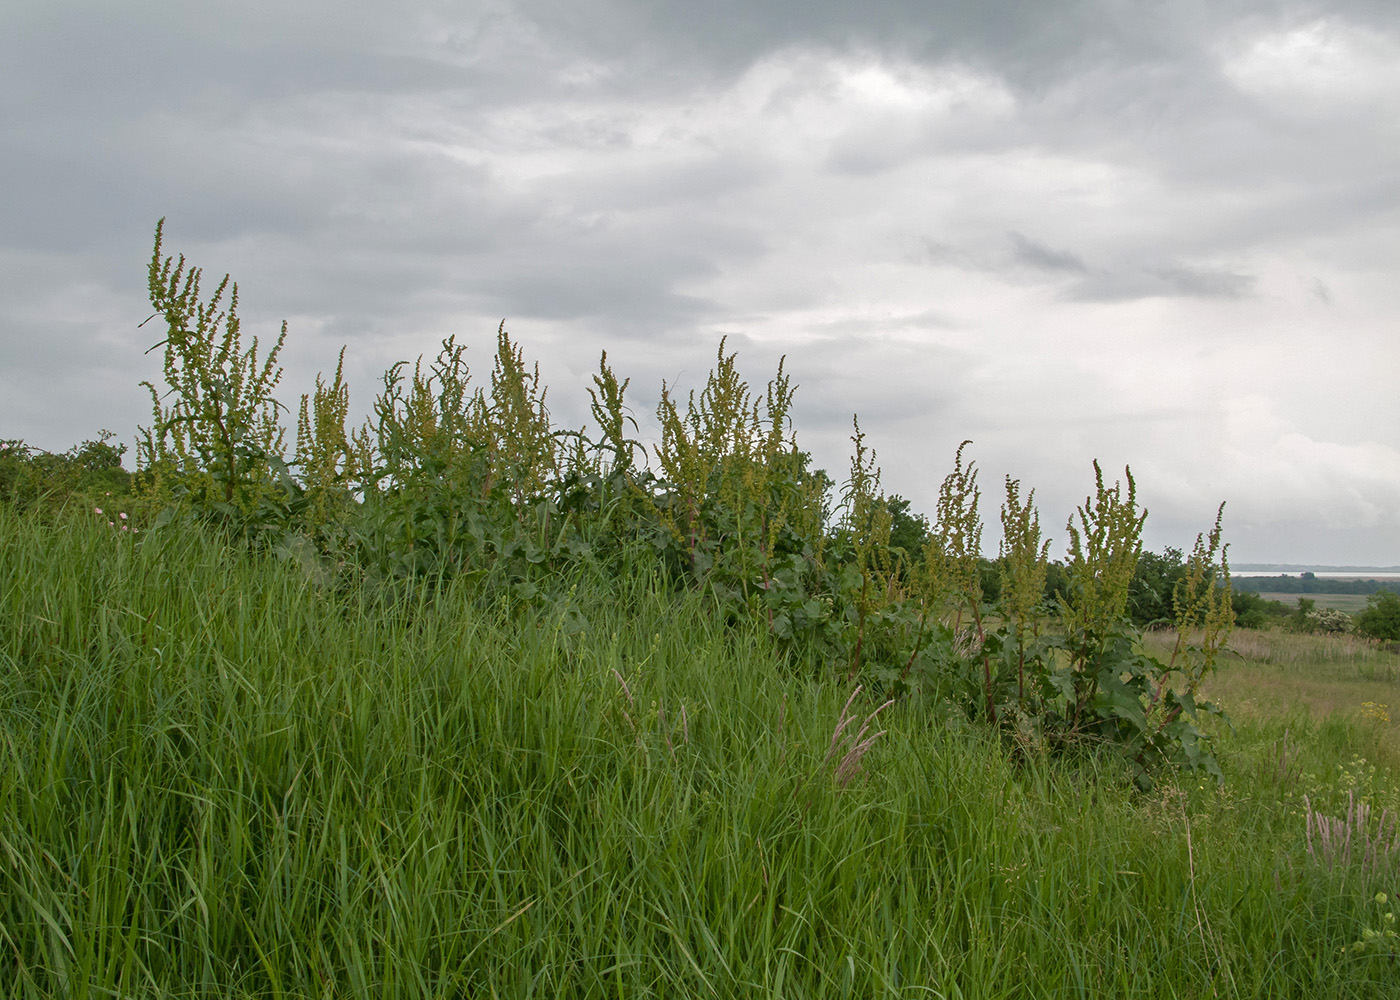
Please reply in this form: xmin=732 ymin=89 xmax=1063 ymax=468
xmin=119 ymin=512 xmax=128 ymax=520
xmin=94 ymin=507 xmax=103 ymax=514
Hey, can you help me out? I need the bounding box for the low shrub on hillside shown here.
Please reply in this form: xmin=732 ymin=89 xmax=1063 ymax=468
xmin=1309 ymin=607 xmax=1357 ymax=634
xmin=1358 ymin=591 xmax=1400 ymax=642
xmin=1286 ymin=598 xmax=1359 ymax=636
xmin=0 ymin=432 xmax=132 ymax=512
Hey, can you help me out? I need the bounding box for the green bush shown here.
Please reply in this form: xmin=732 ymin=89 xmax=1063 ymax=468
xmin=1285 ymin=598 xmax=1358 ymax=635
xmin=1356 ymin=590 xmax=1400 ymax=641
xmin=1127 ymin=546 xmax=1186 ymax=627
xmin=1307 ymin=607 xmax=1355 ymax=634
xmin=1286 ymin=597 xmax=1319 ymax=633
xmin=1231 ymin=589 xmax=1289 ymax=629
xmin=0 ymin=432 xmax=133 ymax=513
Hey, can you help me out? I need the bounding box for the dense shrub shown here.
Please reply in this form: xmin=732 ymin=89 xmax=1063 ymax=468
xmin=0 ymin=432 xmax=132 ymax=513
xmin=1285 ymin=598 xmax=1356 ymax=635
xmin=1126 ymin=546 xmax=1186 ymax=627
xmin=1356 ymin=590 xmax=1400 ymax=641
xmin=1306 ymin=607 xmax=1355 ymax=634
xmin=1231 ymin=589 xmax=1290 ymax=629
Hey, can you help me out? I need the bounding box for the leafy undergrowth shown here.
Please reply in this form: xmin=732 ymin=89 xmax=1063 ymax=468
xmin=4 ymin=508 xmax=1400 ymax=998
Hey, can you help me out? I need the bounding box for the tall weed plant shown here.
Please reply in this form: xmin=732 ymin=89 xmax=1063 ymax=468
xmin=137 ymin=219 xmax=288 ymax=514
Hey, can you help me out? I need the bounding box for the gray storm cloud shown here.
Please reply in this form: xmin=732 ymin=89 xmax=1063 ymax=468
xmin=1 ymin=0 xmax=1396 ymax=563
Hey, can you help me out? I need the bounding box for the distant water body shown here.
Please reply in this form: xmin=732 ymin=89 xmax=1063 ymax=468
xmin=1232 ymin=569 xmax=1400 ymax=580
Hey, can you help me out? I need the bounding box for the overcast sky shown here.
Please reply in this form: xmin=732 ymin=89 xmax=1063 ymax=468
xmin=3 ymin=0 xmax=1398 ymax=565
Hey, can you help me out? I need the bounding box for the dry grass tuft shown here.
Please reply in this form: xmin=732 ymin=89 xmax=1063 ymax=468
xmin=825 ymin=686 xmax=895 ymax=787
xmin=1304 ymin=790 xmax=1400 ymax=878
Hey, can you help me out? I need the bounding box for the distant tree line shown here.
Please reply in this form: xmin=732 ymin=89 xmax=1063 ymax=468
xmin=1232 ymin=574 xmax=1400 ymax=596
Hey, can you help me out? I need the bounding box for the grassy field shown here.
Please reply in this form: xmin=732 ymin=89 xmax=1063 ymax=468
xmin=1256 ymin=593 xmax=1377 ymax=615
xmin=1206 ymin=632 xmax=1400 ymax=724
xmin=1141 ymin=630 xmax=1400 ymax=731
xmin=5 ymin=506 xmax=1400 ymax=998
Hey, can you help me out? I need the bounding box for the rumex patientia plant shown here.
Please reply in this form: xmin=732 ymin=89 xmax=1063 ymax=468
xmin=998 ymin=476 xmax=1051 ymax=716
xmin=838 ymin=417 xmax=893 ymax=681
xmin=126 ymin=219 xmax=1232 ymax=783
xmin=651 ymin=338 xmax=834 ymax=644
xmin=294 ymin=345 xmax=358 ymax=529
xmin=1061 ymin=462 xmax=1146 ymax=668
xmin=137 ymin=218 xmax=288 ymax=513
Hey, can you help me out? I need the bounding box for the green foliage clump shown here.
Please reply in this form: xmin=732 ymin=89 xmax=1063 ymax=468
xmin=1356 ymin=590 xmax=1400 ymax=641
xmin=951 ymin=468 xmax=1234 ymax=785
xmin=1128 ymin=546 xmax=1186 ymax=627
xmin=1287 ymin=597 xmax=1320 ymax=633
xmin=1309 ymin=607 xmax=1357 ymax=634
xmin=883 ymin=494 xmax=928 ymax=565
xmin=347 ymin=325 xmax=572 ymax=588
xmin=1286 ymin=599 xmax=1357 ymax=636
xmin=0 ymin=432 xmax=132 ymax=513
xmin=1232 ymin=589 xmax=1291 ymax=629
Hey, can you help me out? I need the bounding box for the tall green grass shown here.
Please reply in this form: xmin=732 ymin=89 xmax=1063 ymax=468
xmin=3 ymin=505 xmax=1399 ymax=997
